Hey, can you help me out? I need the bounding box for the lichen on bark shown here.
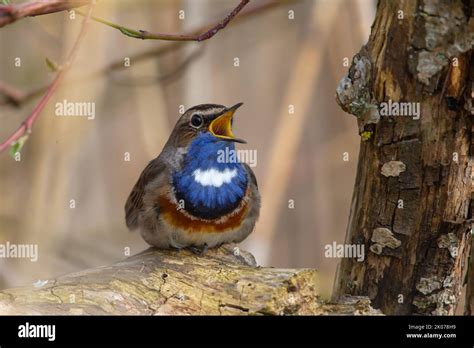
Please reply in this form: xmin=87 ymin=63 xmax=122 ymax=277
xmin=0 ymin=245 xmax=381 ymax=315
xmin=408 ymin=0 xmax=474 ymax=90
xmin=333 ymin=0 xmax=473 ymax=315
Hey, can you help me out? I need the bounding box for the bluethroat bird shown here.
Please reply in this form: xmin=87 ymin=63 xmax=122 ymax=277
xmin=125 ymin=103 xmax=260 ymax=253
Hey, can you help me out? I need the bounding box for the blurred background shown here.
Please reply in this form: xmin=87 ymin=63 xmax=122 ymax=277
xmin=0 ymin=0 xmax=375 ymax=299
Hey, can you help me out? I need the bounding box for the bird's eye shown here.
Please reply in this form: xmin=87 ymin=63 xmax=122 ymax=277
xmin=190 ymin=114 xmax=203 ymax=128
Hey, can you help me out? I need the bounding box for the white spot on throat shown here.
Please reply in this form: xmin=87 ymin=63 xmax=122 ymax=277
xmin=192 ymin=168 xmax=237 ymax=187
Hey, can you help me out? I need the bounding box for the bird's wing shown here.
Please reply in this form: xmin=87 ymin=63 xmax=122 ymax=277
xmin=243 ymin=163 xmax=258 ymax=189
xmin=125 ymin=158 xmax=166 ymax=230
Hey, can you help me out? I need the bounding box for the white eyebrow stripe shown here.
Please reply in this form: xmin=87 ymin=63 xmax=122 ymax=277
xmin=192 ymin=168 xmax=238 ymax=187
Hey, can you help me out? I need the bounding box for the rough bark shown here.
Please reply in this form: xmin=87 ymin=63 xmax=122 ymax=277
xmin=333 ymin=0 xmax=473 ymax=315
xmin=0 ymin=244 xmax=380 ymax=315
xmin=466 ymin=189 xmax=474 ymax=315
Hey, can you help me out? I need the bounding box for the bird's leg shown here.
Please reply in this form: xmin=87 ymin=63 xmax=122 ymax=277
xmin=168 ymin=246 xmax=182 ymax=253
xmin=188 ymin=243 xmax=209 ymax=256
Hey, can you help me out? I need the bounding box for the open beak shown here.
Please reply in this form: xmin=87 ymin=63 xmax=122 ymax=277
xmin=209 ymin=102 xmax=246 ymax=143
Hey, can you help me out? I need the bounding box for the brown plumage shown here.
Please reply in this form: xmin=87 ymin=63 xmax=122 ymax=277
xmin=125 ymin=103 xmax=260 ymax=252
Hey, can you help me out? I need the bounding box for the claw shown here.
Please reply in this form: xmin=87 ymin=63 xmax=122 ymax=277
xmin=188 ymin=243 xmax=209 ymax=256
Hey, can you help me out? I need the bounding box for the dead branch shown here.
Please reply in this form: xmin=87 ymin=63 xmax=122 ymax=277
xmin=0 ymin=244 xmax=381 ymax=315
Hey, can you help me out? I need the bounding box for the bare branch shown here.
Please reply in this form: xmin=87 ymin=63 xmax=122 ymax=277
xmin=0 ymin=81 xmax=25 ymax=106
xmin=0 ymin=0 xmax=286 ymax=107
xmin=0 ymin=0 xmax=90 ymax=28
xmin=77 ymin=0 xmax=250 ymax=41
xmin=0 ymin=244 xmax=381 ymax=315
xmin=110 ymin=44 xmax=206 ymax=86
xmin=0 ymin=2 xmax=95 ymax=154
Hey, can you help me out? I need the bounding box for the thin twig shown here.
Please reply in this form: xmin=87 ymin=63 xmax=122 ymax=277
xmin=158 ymin=45 xmax=206 ymax=83
xmin=76 ymin=0 xmax=250 ymax=41
xmin=0 ymin=0 xmax=90 ymax=28
xmin=0 ymin=81 xmax=25 ymax=106
xmin=0 ymin=2 xmax=95 ymax=154
xmin=110 ymin=44 xmax=206 ymax=86
xmin=0 ymin=0 xmax=286 ymax=107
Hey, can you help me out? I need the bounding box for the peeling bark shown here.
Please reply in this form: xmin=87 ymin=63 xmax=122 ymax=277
xmin=0 ymin=245 xmax=380 ymax=315
xmin=333 ymin=0 xmax=473 ymax=315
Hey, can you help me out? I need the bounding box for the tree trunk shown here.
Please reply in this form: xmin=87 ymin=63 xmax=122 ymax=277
xmin=0 ymin=244 xmax=380 ymax=315
xmin=466 ymin=191 xmax=474 ymax=314
xmin=333 ymin=0 xmax=473 ymax=315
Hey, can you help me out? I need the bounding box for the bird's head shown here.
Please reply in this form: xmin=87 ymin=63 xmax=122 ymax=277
xmin=167 ymin=103 xmax=246 ymax=148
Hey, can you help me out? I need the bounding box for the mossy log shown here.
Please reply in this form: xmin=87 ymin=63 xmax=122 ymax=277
xmin=0 ymin=244 xmax=380 ymax=315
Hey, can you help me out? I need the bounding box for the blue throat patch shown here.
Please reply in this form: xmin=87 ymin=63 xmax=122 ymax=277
xmin=172 ymin=132 xmax=248 ymax=219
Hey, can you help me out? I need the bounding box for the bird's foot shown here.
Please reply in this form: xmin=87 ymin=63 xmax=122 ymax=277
xmin=188 ymin=243 xmax=209 ymax=256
